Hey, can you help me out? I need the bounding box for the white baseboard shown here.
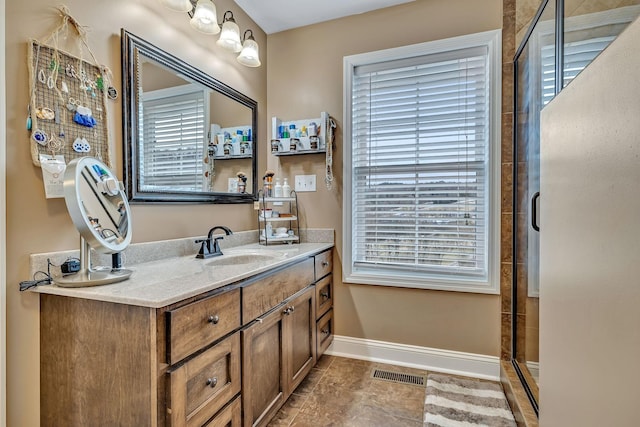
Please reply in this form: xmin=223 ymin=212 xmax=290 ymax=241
xmin=325 ymin=335 xmax=500 ymax=381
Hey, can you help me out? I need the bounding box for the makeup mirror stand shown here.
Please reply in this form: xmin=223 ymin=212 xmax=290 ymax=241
xmin=55 ymin=157 xmax=134 ymax=288
xmin=55 ymin=235 xmax=132 ymax=287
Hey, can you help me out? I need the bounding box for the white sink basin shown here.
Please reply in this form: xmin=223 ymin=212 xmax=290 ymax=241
xmin=206 ymin=250 xmax=286 ymax=266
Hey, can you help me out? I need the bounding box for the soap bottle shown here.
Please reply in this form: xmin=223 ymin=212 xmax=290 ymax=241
xmin=274 ymin=178 xmax=283 ymax=198
xmin=282 ymin=178 xmax=291 ymax=197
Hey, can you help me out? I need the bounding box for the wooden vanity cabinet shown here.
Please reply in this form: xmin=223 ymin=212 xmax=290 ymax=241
xmin=39 ymin=248 xmax=332 ymax=427
xmin=242 ymin=285 xmax=316 ymax=427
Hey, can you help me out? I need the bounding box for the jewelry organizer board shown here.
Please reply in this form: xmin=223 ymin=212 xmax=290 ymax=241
xmin=28 ymin=39 xmax=112 ymax=168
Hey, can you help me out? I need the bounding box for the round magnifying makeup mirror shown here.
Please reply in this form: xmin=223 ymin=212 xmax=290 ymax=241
xmin=56 ymin=157 xmax=133 ymax=287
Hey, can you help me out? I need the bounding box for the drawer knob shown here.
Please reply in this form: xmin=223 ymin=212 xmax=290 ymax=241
xmin=321 ymin=329 xmax=330 ymax=335
xmin=321 ymin=261 xmax=330 ymax=267
xmin=206 ymin=377 xmax=218 ymax=388
xmin=283 ymin=306 xmax=295 ymax=315
xmin=207 ymin=315 xmax=220 ymax=325
xmin=320 ymin=291 xmax=329 ymax=300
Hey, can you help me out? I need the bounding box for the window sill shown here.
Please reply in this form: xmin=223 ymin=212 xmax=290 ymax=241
xmin=343 ymin=270 xmax=499 ymax=294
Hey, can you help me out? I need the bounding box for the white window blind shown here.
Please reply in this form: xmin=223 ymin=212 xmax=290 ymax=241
xmin=344 ymin=31 xmax=501 ymax=292
xmin=140 ymin=88 xmax=206 ymax=191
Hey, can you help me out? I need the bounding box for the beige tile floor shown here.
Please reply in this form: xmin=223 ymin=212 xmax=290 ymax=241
xmin=267 ymin=356 xmax=427 ymax=427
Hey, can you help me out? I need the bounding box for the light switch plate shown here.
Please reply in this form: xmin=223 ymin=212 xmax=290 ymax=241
xmin=228 ymin=178 xmax=238 ymax=193
xmin=295 ymin=174 xmax=316 ymax=192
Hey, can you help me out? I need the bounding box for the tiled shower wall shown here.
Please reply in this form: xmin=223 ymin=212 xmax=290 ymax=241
xmin=500 ymin=0 xmax=516 ymax=363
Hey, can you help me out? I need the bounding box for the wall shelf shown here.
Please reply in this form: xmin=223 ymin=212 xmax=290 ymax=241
xmin=270 ymin=112 xmax=329 ymax=156
xmin=272 ymin=149 xmax=325 ymax=157
xmin=213 ymin=154 xmax=253 ymax=160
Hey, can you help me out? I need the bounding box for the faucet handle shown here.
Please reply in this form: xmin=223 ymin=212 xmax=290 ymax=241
xmin=195 ymin=238 xmax=212 ymax=259
xmin=212 ymin=236 xmax=225 ymax=254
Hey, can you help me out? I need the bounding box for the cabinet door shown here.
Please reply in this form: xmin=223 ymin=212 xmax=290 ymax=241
xmin=283 ymin=286 xmax=316 ymax=396
xmin=242 ymin=307 xmax=286 ymax=427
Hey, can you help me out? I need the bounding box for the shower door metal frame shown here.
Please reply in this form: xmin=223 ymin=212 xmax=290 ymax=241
xmin=512 ymin=0 xmax=564 ymax=416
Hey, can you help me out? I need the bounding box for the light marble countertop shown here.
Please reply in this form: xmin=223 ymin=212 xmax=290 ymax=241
xmin=31 ymin=242 xmax=333 ymax=308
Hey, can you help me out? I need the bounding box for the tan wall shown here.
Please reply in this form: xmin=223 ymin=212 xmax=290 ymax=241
xmin=267 ymin=0 xmax=502 ymax=355
xmin=5 ymin=0 xmax=266 ymax=425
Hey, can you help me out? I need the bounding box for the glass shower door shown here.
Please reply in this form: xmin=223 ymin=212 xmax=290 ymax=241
xmin=513 ymin=0 xmax=557 ymax=408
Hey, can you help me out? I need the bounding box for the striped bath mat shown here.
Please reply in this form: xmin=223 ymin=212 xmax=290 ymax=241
xmin=424 ymin=373 xmax=516 ymax=427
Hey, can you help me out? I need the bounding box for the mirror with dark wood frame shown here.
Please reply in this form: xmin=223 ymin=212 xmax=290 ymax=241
xmin=121 ymin=29 xmax=258 ymax=203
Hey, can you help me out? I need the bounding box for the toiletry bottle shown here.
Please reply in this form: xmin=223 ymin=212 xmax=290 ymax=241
xmin=282 ymin=178 xmax=291 ymax=197
xmin=274 ymin=178 xmax=283 ymax=198
xmin=263 ymin=177 xmax=272 ymax=197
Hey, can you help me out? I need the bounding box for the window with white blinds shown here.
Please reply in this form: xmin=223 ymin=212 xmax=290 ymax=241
xmin=343 ymin=30 xmax=501 ymax=293
xmin=140 ymin=85 xmax=207 ymax=191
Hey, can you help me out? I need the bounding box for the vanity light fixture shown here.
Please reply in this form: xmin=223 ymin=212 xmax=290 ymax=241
xmin=237 ymin=30 xmax=261 ymax=67
xmin=190 ymin=0 xmax=220 ymax=34
xmin=160 ymin=0 xmax=260 ymax=66
xmin=160 ymin=0 xmax=193 ymax=13
xmin=216 ymin=11 xmax=243 ymax=52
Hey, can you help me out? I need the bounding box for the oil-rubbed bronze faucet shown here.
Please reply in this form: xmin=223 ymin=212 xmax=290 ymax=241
xmin=195 ymin=226 xmax=233 ymax=259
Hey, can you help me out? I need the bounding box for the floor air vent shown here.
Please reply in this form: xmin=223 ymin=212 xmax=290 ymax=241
xmin=371 ymin=369 xmax=426 ymax=387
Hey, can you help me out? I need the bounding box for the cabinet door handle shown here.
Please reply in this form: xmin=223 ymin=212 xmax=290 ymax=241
xmin=207 ymin=315 xmax=220 ymax=325
xmin=206 ymin=377 xmax=218 ymax=388
xmin=321 ymin=261 xmax=330 ymax=267
xmin=321 ymin=329 xmax=330 ymax=335
xmin=320 ymin=291 xmax=329 ymax=300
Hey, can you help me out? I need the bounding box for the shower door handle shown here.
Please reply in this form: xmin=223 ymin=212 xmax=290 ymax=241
xmin=531 ymin=191 xmax=540 ymax=232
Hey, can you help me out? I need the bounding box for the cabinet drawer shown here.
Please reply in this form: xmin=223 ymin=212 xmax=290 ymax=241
xmin=167 ymin=289 xmax=241 ymax=364
xmin=167 ymin=332 xmax=241 ymax=427
xmin=203 ymin=395 xmax=241 ymax=427
xmin=314 ymin=249 xmax=332 ymax=280
xmin=316 ymin=309 xmax=334 ymax=357
xmin=315 ymin=274 xmax=333 ymax=319
xmin=242 ymin=258 xmax=314 ymax=324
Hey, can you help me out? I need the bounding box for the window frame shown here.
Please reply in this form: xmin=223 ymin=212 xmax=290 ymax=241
xmin=342 ymin=29 xmax=502 ymax=294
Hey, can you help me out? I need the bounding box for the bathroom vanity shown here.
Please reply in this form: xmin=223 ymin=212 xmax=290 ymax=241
xmin=33 ymin=242 xmax=334 ymax=427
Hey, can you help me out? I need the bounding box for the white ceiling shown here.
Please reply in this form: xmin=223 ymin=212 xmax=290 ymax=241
xmin=233 ymin=0 xmax=416 ymax=34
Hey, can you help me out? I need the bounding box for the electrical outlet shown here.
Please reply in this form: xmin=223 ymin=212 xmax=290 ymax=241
xmin=254 ymin=201 xmax=260 ymax=210
xmin=295 ymin=175 xmax=316 ymax=192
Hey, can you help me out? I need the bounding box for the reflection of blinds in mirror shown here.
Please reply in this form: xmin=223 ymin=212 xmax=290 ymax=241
xmin=140 ymin=89 xmax=206 ymax=191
